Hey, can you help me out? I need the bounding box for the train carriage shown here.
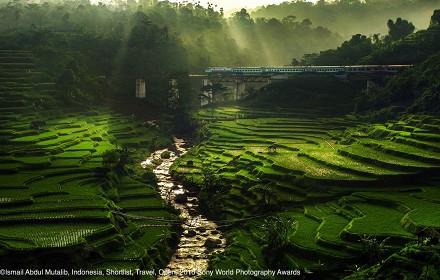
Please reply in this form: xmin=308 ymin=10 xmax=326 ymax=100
xmin=205 ymin=65 xmax=411 ymax=75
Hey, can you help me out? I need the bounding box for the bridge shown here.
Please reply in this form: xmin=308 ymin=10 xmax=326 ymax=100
xmin=198 ymin=65 xmax=411 ymax=81
xmin=191 ymin=65 xmax=412 ymax=102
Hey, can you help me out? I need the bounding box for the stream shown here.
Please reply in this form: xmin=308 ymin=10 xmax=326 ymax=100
xmin=141 ymin=137 xmax=225 ymax=279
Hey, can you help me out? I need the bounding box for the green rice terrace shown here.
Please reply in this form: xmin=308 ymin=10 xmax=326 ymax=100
xmin=0 ymin=50 xmax=178 ymax=276
xmin=170 ymin=106 xmax=440 ymax=279
xmin=1 ymin=48 xmax=440 ymax=279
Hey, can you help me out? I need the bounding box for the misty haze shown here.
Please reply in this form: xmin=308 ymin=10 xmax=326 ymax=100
xmin=0 ymin=0 xmax=440 ymax=279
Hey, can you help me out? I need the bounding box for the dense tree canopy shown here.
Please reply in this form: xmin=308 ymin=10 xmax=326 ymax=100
xmin=251 ymin=0 xmax=438 ymax=37
xmin=1 ymin=0 xmax=439 ymax=112
xmin=295 ymin=33 xmax=374 ymax=65
xmin=386 ymin=17 xmax=415 ymax=42
xmin=288 ymin=9 xmax=440 ymax=119
xmin=293 ymin=10 xmax=440 ymax=67
xmin=355 ymin=52 xmax=440 ymax=120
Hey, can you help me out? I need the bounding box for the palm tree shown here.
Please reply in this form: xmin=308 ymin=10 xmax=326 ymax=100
xmin=261 ymin=214 xmax=297 ymax=266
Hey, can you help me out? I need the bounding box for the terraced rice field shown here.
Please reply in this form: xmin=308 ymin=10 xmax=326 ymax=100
xmin=0 ymin=50 xmax=176 ymax=273
xmin=171 ymin=106 xmax=440 ymax=277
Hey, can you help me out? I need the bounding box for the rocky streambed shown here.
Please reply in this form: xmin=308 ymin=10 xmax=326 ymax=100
xmin=142 ymin=137 xmax=225 ymax=279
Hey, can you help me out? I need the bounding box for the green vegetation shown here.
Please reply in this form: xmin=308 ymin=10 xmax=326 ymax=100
xmin=297 ymin=10 xmax=440 ymax=66
xmin=356 ymin=53 xmax=440 ymax=120
xmin=0 ymin=0 xmax=348 ymax=78
xmin=0 ymin=50 xmax=178 ymax=272
xmin=251 ymin=0 xmax=437 ymax=38
xmin=261 ymin=214 xmax=297 ymax=267
xmin=171 ymin=106 xmax=440 ymax=278
xmin=1 ymin=0 xmax=440 ymax=278
xmin=292 ymin=10 xmax=440 ymax=121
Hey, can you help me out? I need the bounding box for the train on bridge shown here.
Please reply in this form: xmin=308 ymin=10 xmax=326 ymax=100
xmin=205 ymin=65 xmax=412 ymax=75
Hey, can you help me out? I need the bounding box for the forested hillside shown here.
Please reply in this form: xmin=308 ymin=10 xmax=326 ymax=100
xmin=3 ymin=0 xmax=437 ymax=104
xmin=285 ymin=10 xmax=440 ymax=121
xmin=298 ymin=10 xmax=440 ymax=66
xmin=251 ymin=0 xmax=439 ymax=38
xmin=0 ymin=0 xmax=345 ymax=74
xmin=166 ymin=8 xmax=440 ymax=280
xmin=1 ymin=0 xmax=440 ymax=278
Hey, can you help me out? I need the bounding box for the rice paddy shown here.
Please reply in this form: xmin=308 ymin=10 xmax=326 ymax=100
xmin=2 ymin=49 xmax=439 ymax=278
xmin=0 ymin=50 xmax=177 ymax=272
xmin=172 ymin=106 xmax=440 ymax=277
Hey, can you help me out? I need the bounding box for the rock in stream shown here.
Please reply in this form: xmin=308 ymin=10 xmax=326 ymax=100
xmin=141 ymin=137 xmax=225 ymax=279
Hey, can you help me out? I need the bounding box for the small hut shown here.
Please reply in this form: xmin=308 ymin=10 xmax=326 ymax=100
xmin=416 ymin=226 xmax=439 ymax=245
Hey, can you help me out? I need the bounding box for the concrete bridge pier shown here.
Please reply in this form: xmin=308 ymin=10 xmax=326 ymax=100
xmin=235 ymin=80 xmax=246 ymax=100
xmin=203 ymin=78 xmax=212 ymax=87
xmin=193 ymin=74 xmax=283 ymax=103
xmin=200 ymin=78 xmax=212 ymax=106
xmin=135 ymin=79 xmax=146 ymax=98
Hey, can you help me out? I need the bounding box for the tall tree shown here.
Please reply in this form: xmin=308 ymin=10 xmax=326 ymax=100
xmin=429 ymin=9 xmax=440 ymax=28
xmin=386 ymin=17 xmax=415 ymax=41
